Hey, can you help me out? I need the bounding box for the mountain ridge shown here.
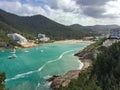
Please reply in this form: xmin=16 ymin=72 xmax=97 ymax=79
xmin=0 ymin=9 xmax=95 ymax=40
xmin=70 ymin=24 xmax=120 ymax=34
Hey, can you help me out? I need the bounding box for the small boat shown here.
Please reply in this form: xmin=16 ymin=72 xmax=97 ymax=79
xmin=24 ymin=50 xmax=29 ymax=52
xmin=9 ymin=48 xmax=17 ymax=59
xmin=8 ymin=54 xmax=17 ymax=59
xmin=10 ymin=48 xmax=16 ymax=54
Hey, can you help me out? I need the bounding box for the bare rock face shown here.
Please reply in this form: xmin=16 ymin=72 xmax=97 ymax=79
xmin=0 ymin=42 xmax=14 ymax=49
xmin=102 ymin=39 xmax=120 ymax=47
xmin=50 ymin=70 xmax=81 ymax=90
xmin=75 ymin=49 xmax=96 ymax=61
xmin=0 ymin=42 xmax=7 ymax=47
xmin=46 ymin=75 xmax=59 ymax=82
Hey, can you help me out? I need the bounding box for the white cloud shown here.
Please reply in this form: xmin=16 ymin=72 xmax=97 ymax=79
xmin=0 ymin=1 xmax=47 ymax=16
xmin=57 ymin=0 xmax=80 ymax=13
xmin=104 ymin=0 xmax=120 ymax=18
xmin=0 ymin=0 xmax=120 ymax=26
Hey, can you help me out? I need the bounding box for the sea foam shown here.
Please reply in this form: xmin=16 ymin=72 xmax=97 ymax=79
xmin=6 ymin=48 xmax=78 ymax=82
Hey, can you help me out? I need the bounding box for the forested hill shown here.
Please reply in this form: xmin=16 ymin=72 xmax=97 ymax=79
xmin=0 ymin=9 xmax=94 ymax=40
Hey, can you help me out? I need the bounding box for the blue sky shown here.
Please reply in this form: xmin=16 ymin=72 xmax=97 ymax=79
xmin=0 ymin=0 xmax=120 ymax=25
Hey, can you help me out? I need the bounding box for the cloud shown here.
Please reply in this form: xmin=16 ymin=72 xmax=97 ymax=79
xmin=76 ymin=0 xmax=117 ymax=18
xmin=104 ymin=0 xmax=120 ymax=18
xmin=76 ymin=0 xmax=115 ymax=6
xmin=44 ymin=0 xmax=80 ymax=13
xmin=44 ymin=5 xmax=82 ymax=25
xmin=0 ymin=0 xmax=120 ymax=25
xmin=81 ymin=6 xmax=105 ymax=18
xmin=0 ymin=0 xmax=47 ymax=16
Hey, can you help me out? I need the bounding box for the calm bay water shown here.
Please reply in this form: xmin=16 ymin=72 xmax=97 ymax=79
xmin=0 ymin=43 xmax=87 ymax=90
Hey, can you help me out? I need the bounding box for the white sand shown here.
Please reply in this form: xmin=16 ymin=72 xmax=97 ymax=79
xmin=21 ymin=42 xmax=38 ymax=48
xmin=54 ymin=40 xmax=94 ymax=44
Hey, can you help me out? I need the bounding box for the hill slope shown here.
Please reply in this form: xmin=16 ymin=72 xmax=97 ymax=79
xmin=0 ymin=9 xmax=93 ymax=40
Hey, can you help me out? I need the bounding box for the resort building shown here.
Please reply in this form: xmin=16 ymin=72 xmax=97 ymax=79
xmin=109 ymin=29 xmax=120 ymax=39
xmin=38 ymin=33 xmax=46 ymax=38
xmin=7 ymin=33 xmax=27 ymax=44
xmin=38 ymin=33 xmax=50 ymax=42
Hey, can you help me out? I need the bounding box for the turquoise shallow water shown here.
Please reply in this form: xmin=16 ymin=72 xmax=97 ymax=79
xmin=0 ymin=43 xmax=87 ymax=90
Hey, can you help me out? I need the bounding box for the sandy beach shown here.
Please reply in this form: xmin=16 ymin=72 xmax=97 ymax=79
xmin=20 ymin=39 xmax=94 ymax=48
xmin=54 ymin=39 xmax=94 ymax=44
xmin=21 ymin=42 xmax=38 ymax=48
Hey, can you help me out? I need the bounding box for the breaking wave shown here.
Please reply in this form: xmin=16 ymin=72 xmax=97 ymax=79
xmin=6 ymin=49 xmax=78 ymax=82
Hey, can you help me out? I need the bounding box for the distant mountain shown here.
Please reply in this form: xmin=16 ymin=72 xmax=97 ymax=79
xmin=69 ymin=24 xmax=94 ymax=32
xmin=87 ymin=25 xmax=120 ymax=34
xmin=0 ymin=9 xmax=94 ymax=40
xmin=70 ymin=24 xmax=120 ymax=34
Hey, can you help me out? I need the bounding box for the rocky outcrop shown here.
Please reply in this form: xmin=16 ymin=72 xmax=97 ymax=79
xmin=0 ymin=42 xmax=7 ymax=47
xmin=102 ymin=39 xmax=120 ymax=47
xmin=48 ymin=70 xmax=81 ymax=90
xmin=48 ymin=59 xmax=91 ymax=90
xmin=49 ymin=43 xmax=97 ymax=89
xmin=0 ymin=42 xmax=14 ymax=49
xmin=75 ymin=47 xmax=98 ymax=61
xmin=49 ymin=39 xmax=120 ymax=90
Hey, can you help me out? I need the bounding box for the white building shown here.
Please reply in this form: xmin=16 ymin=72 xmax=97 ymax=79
xmin=38 ymin=33 xmax=46 ymax=38
xmin=7 ymin=33 xmax=27 ymax=44
xmin=38 ymin=33 xmax=50 ymax=42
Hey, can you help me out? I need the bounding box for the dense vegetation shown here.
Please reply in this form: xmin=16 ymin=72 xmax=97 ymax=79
xmin=0 ymin=9 xmax=96 ymax=40
xmin=0 ymin=20 xmax=34 ymax=48
xmin=0 ymin=73 xmax=6 ymax=90
xmin=59 ymin=42 xmax=120 ymax=90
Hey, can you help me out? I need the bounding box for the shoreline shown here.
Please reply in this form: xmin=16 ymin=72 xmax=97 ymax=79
xmin=0 ymin=39 xmax=92 ymax=89
xmin=54 ymin=39 xmax=94 ymax=44
xmin=0 ymin=42 xmax=39 ymax=50
xmin=0 ymin=39 xmax=94 ymax=50
xmin=80 ymin=59 xmax=92 ymax=70
xmin=48 ymin=59 xmax=91 ymax=89
xmin=20 ymin=42 xmax=38 ymax=48
xmin=47 ymin=47 xmax=92 ymax=89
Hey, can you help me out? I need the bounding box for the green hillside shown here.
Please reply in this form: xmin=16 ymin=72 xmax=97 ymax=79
xmin=0 ymin=20 xmax=34 ymax=48
xmin=0 ymin=72 xmax=6 ymax=90
xmin=0 ymin=9 xmax=94 ymax=40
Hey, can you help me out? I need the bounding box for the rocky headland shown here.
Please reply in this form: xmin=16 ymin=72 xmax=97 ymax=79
xmin=48 ymin=38 xmax=120 ymax=90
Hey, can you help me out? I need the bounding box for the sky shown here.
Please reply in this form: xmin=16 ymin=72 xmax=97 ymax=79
xmin=0 ymin=0 xmax=120 ymax=26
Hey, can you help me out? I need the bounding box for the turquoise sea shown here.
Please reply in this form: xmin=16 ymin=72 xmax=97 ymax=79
xmin=0 ymin=43 xmax=87 ymax=90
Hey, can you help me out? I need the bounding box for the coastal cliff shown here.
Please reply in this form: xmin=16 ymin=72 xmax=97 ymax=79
xmin=58 ymin=41 xmax=120 ymax=90
xmin=49 ymin=38 xmax=120 ymax=90
xmin=48 ymin=38 xmax=113 ymax=89
xmin=48 ymin=60 xmax=91 ymax=90
xmin=48 ymin=40 xmax=99 ymax=89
